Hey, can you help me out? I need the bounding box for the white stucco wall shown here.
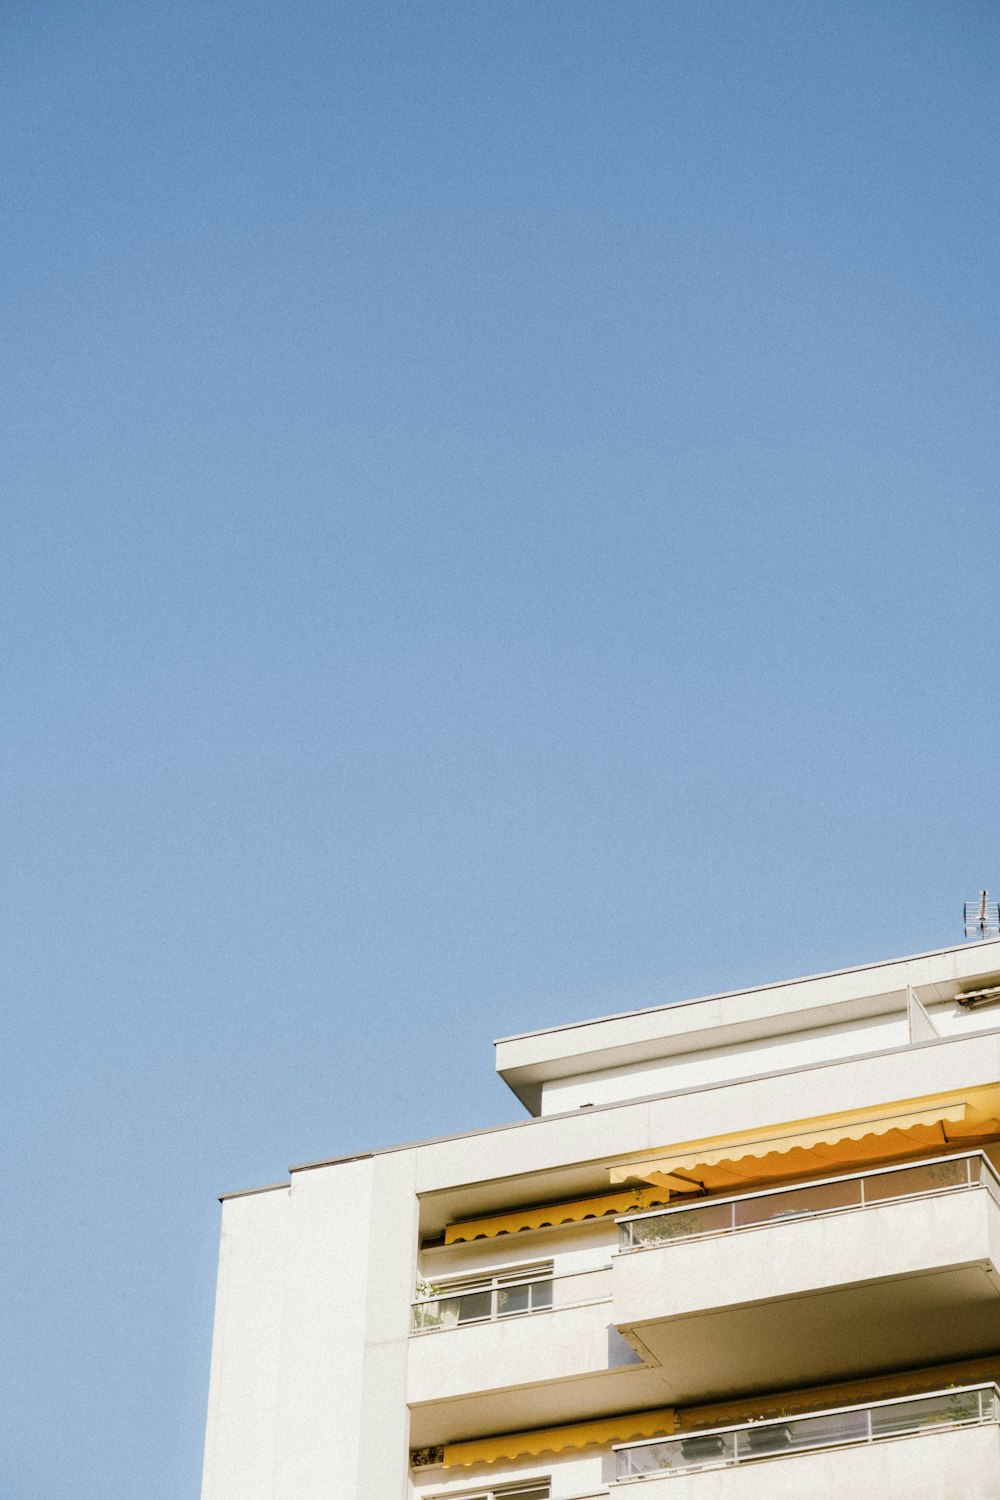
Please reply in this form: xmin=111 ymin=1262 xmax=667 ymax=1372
xmin=200 ymin=1187 xmax=289 ymax=1500
xmin=408 ymin=1292 xmax=615 ymax=1404
xmin=539 ymin=1013 xmax=909 ymax=1113
xmin=202 ymin=1152 xmax=419 ymax=1500
xmin=357 ymin=1150 xmax=421 ymax=1500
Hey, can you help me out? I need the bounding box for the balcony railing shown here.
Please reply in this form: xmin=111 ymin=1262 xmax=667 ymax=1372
xmin=614 ymin=1383 xmax=1000 ymax=1481
xmin=617 ymin=1150 xmax=1000 ymax=1251
xmin=411 ymin=1264 xmax=610 ymax=1333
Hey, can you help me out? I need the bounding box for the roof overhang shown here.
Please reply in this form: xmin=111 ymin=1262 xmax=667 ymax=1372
xmin=496 ymin=939 xmax=1000 ymax=1113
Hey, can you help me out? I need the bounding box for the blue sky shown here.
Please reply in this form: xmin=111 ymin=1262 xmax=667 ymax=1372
xmin=1 ymin=3 xmax=998 ymax=1496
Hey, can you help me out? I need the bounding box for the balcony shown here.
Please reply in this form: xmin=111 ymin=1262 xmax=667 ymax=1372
xmin=617 ymin=1152 xmax=995 ymax=1249
xmin=612 ymin=1384 xmax=1000 ymax=1499
xmin=407 ymin=1264 xmax=672 ymax=1447
xmin=612 ymin=1152 xmax=1000 ymax=1401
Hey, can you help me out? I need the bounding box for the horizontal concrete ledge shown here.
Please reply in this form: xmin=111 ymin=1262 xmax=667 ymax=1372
xmin=218 ymin=1180 xmax=290 ymax=1202
xmin=282 ymin=1024 xmax=1000 ymax=1179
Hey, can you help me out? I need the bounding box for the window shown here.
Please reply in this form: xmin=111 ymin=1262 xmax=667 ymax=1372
xmin=413 ymin=1263 xmax=554 ymax=1330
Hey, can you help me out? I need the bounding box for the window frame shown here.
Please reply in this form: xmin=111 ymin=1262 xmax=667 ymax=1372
xmin=415 ymin=1261 xmax=555 ymax=1327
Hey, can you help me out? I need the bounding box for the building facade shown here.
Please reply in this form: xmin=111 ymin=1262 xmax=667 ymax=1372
xmin=200 ymin=939 xmax=1000 ymax=1500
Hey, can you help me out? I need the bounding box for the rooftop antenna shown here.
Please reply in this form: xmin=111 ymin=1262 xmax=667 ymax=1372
xmin=964 ymin=891 xmax=1000 ymax=941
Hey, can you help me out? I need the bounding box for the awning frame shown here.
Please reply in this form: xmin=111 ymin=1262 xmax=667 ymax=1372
xmin=608 ymin=1088 xmax=1000 ymax=1198
xmin=442 ymin=1407 xmax=675 ymax=1468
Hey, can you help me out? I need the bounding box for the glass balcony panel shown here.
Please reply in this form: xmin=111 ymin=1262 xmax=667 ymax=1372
xmin=733 ymin=1176 xmax=861 ymax=1228
xmin=529 ymin=1277 xmax=553 ymax=1310
xmin=625 ymin=1202 xmax=733 ymax=1248
xmin=862 ymin=1158 xmax=970 ymax=1205
xmin=786 ymin=1407 xmax=870 ymax=1449
xmin=676 ymin=1430 xmax=736 ymax=1469
xmin=413 ymin=1264 xmax=590 ymax=1330
xmin=732 ymin=1408 xmax=871 ymax=1462
xmin=617 ymin=1432 xmax=737 ymax=1477
xmin=616 ymin=1439 xmax=675 ymax=1476
xmin=734 ymin=1422 xmax=795 ymax=1460
xmin=870 ymin=1389 xmax=984 ymax=1438
xmin=977 ymin=1158 xmax=1000 ymax=1200
xmin=497 ymin=1283 xmax=529 ymax=1316
xmin=619 ymin=1151 xmax=989 ymax=1252
xmin=444 ymin=1289 xmax=492 ymax=1324
xmin=615 ymin=1386 xmax=999 ymax=1479
xmin=411 ymin=1301 xmax=443 ymax=1331
xmin=494 ymin=1277 xmax=555 ymax=1316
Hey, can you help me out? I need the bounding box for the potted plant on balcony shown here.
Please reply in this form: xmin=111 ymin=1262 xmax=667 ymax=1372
xmin=926 ymin=1388 xmax=981 ymax=1425
xmin=412 ymin=1279 xmax=444 ymax=1330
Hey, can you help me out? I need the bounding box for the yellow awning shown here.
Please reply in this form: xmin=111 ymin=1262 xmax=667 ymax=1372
xmin=444 ymin=1090 xmax=1000 ymax=1242
xmin=609 ymin=1095 xmax=1000 ymax=1196
xmin=443 ymin=1407 xmax=675 ymax=1468
xmin=444 ymin=1186 xmax=666 ymax=1244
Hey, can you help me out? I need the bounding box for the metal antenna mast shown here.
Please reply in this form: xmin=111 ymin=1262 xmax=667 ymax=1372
xmin=964 ymin=891 xmax=1000 ymax=941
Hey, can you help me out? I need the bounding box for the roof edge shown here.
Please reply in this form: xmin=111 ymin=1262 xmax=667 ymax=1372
xmin=493 ymin=937 xmax=1000 ymax=1048
xmin=277 ymin=1021 xmax=1000 ymax=1178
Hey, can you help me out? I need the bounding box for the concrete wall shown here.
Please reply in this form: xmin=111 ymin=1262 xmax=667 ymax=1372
xmin=539 ymin=1013 xmax=908 ymax=1113
xmin=408 ymin=1290 xmax=614 ymax=1404
xmin=201 ymin=1187 xmax=289 ymax=1500
xmin=201 ymin=1152 xmax=419 ymax=1500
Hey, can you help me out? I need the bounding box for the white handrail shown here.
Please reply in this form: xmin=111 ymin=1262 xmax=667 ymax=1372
xmin=411 ymin=1261 xmax=612 ymax=1308
xmin=614 ymin=1382 xmax=1000 ymax=1450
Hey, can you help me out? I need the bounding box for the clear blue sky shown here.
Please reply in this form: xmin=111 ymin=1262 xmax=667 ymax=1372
xmin=1 ymin=3 xmax=997 ymax=1495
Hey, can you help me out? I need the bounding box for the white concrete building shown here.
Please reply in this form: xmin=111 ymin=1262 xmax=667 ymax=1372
xmin=200 ymin=939 xmax=1000 ymax=1500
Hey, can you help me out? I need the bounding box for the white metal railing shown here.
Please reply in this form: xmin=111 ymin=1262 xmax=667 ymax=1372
xmin=617 ymin=1150 xmax=1000 ymax=1251
xmin=613 ymin=1383 xmax=1000 ymax=1480
xmin=411 ymin=1263 xmax=611 ymax=1333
